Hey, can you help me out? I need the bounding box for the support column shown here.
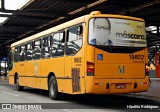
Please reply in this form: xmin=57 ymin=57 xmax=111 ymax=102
xmin=0 ymin=60 xmax=1 ymax=78
xmin=4 ymin=60 xmax=7 ymax=76
xmin=1 ymin=0 xmax=5 ymax=10
xmin=157 ymin=25 xmax=159 ymax=35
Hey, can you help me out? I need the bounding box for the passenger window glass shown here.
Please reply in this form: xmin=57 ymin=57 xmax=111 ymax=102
xmin=14 ymin=47 xmax=20 ymax=62
xmin=68 ymin=27 xmax=77 ymax=41
xmin=20 ymin=45 xmax=26 ymax=61
xmin=66 ymin=26 xmax=83 ymax=55
xmin=26 ymin=42 xmax=33 ymax=60
xmin=60 ymin=32 xmax=64 ymax=42
xmin=42 ymin=36 xmax=51 ymax=58
xmin=33 ymin=39 xmax=41 ymax=60
xmin=51 ymin=32 xmax=65 ymax=57
xmin=53 ymin=33 xmax=59 ymax=45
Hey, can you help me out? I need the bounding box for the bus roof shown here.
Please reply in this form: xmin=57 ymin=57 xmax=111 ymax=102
xmin=11 ymin=11 xmax=144 ymax=47
xmin=11 ymin=15 xmax=85 ymax=47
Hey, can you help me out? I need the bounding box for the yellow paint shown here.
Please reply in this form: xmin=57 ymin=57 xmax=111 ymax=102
xmin=8 ymin=11 xmax=148 ymax=95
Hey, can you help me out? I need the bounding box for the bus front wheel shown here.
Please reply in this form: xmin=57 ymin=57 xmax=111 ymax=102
xmin=15 ymin=76 xmax=23 ymax=91
xmin=49 ymin=76 xmax=60 ymax=100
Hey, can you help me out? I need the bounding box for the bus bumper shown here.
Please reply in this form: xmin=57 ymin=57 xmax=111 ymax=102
xmin=85 ymin=76 xmax=149 ymax=94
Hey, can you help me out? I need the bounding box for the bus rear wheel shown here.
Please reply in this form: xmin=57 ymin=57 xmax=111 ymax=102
xmin=49 ymin=76 xmax=60 ymax=100
xmin=15 ymin=76 xmax=23 ymax=91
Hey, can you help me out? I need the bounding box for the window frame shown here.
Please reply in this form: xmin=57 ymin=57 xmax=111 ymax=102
xmin=41 ymin=35 xmax=51 ymax=59
xmin=25 ymin=41 xmax=33 ymax=61
xmin=51 ymin=30 xmax=65 ymax=57
xmin=19 ymin=44 xmax=26 ymax=62
xmin=14 ymin=46 xmax=20 ymax=62
xmin=33 ymin=39 xmax=41 ymax=60
xmin=65 ymin=24 xmax=83 ymax=56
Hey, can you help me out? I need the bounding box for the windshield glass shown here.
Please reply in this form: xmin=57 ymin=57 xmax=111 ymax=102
xmin=88 ymin=18 xmax=147 ymax=47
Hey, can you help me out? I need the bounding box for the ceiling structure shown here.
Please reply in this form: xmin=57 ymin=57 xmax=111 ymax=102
xmin=0 ymin=0 xmax=160 ymax=58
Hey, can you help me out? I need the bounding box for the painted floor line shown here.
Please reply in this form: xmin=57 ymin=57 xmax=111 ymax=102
xmin=2 ymin=91 xmax=18 ymax=97
xmin=61 ymin=109 xmax=72 ymax=112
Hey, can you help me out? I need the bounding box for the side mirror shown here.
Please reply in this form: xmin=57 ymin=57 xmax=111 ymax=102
xmin=7 ymin=50 xmax=13 ymax=71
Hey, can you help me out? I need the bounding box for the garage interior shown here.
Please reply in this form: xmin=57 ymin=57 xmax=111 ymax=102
xmin=0 ymin=0 xmax=159 ymax=76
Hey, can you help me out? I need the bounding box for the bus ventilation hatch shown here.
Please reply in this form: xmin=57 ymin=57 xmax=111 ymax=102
xmin=72 ymin=68 xmax=80 ymax=92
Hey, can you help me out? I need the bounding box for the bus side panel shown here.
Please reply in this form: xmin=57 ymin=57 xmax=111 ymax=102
xmin=53 ymin=57 xmax=65 ymax=92
xmin=40 ymin=58 xmax=54 ymax=90
xmin=64 ymin=56 xmax=72 ymax=94
xmin=85 ymin=45 xmax=95 ymax=93
xmin=34 ymin=60 xmax=40 ymax=89
xmin=57 ymin=79 xmax=66 ymax=92
xmin=8 ymin=65 xmax=16 ymax=85
xmin=71 ymin=55 xmax=85 ymax=94
xmin=17 ymin=61 xmax=26 ymax=86
xmin=78 ymin=50 xmax=86 ymax=94
xmin=25 ymin=61 xmax=35 ymax=88
xmin=40 ymin=58 xmax=65 ymax=91
xmin=64 ymin=51 xmax=85 ymax=94
xmin=78 ymin=23 xmax=86 ymax=94
xmin=9 ymin=75 xmax=14 ymax=85
xmin=40 ymin=78 xmax=48 ymax=90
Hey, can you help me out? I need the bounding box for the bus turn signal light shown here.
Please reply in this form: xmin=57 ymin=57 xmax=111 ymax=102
xmin=145 ymin=64 xmax=149 ymax=76
xmin=87 ymin=62 xmax=94 ymax=76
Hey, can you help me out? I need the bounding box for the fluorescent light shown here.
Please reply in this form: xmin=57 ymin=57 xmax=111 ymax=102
xmin=151 ymin=31 xmax=157 ymax=34
xmin=149 ymin=26 xmax=157 ymax=30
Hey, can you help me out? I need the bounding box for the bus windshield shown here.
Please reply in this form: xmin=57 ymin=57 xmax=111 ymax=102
xmin=88 ymin=18 xmax=147 ymax=47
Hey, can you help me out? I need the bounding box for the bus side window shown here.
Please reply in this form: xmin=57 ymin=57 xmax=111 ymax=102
xmin=51 ymin=31 xmax=65 ymax=57
xmin=26 ymin=42 xmax=33 ymax=60
xmin=66 ymin=25 xmax=83 ymax=55
xmin=51 ymin=33 xmax=59 ymax=57
xmin=58 ymin=31 xmax=65 ymax=56
xmin=41 ymin=35 xmax=51 ymax=58
xmin=20 ymin=45 xmax=26 ymax=61
xmin=14 ymin=46 xmax=20 ymax=62
xmin=33 ymin=39 xmax=41 ymax=60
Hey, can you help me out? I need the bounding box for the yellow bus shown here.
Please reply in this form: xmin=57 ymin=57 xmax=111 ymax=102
xmin=8 ymin=11 xmax=149 ymax=100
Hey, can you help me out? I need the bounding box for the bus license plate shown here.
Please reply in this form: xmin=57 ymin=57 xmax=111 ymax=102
xmin=116 ymin=83 xmax=126 ymax=89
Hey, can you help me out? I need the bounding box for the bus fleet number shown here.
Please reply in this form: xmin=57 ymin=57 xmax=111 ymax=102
xmin=74 ymin=57 xmax=82 ymax=63
xmin=129 ymin=54 xmax=144 ymax=60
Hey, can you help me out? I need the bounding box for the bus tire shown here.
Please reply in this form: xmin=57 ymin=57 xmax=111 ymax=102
xmin=15 ymin=76 xmax=23 ymax=91
xmin=49 ymin=76 xmax=59 ymax=100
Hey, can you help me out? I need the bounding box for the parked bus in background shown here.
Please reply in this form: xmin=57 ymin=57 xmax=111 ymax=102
xmin=8 ymin=11 xmax=149 ymax=100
